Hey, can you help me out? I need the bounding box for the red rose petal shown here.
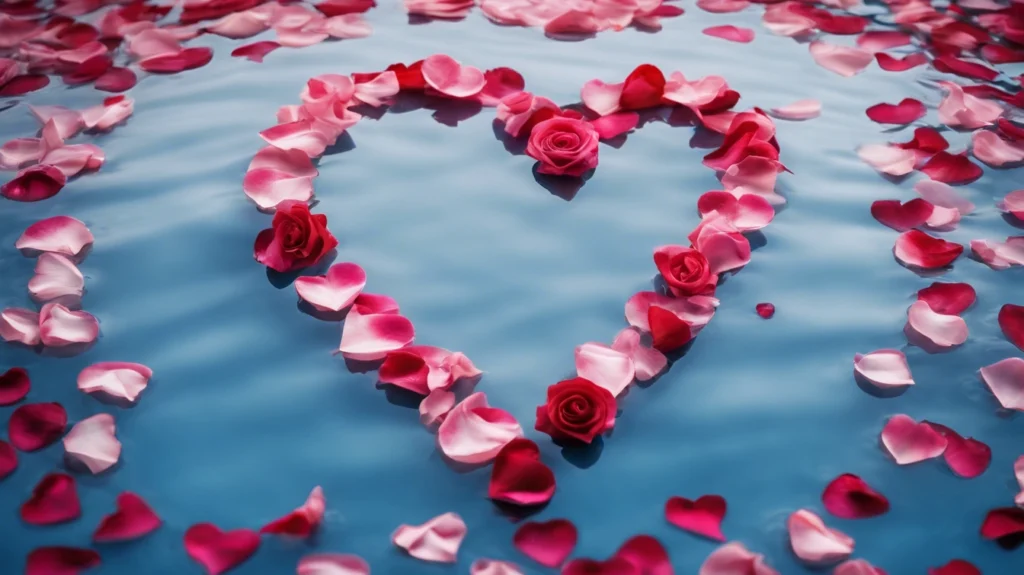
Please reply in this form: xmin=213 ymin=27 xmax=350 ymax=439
xmin=93 ymin=492 xmax=162 ymax=542
xmin=260 ymin=486 xmax=325 ymax=537
xmin=866 ymin=99 xmax=926 ymax=124
xmin=26 ymin=547 xmax=100 ymax=575
xmin=562 ymin=557 xmax=639 ymax=575
xmin=665 ymin=495 xmax=726 ymax=541
xmin=1 ymin=165 xmax=67 ymax=202
xmin=880 ymin=414 xmax=948 ymax=465
xmin=488 ymin=438 xmax=555 ymax=507
xmin=920 ymin=152 xmax=983 ymax=185
xmin=614 ymin=535 xmax=673 ymax=575
xmin=21 ymin=472 xmax=81 ymax=525
xmin=982 ymin=44 xmax=1024 ymax=65
xmin=184 ymin=523 xmax=261 ymax=575
xmin=870 ymin=198 xmax=934 ymax=231
xmin=513 ymin=519 xmax=577 ymax=568
xmin=0 ymin=439 xmax=17 ymax=480
xmin=755 ymin=302 xmax=775 ymax=319
xmin=980 ymin=507 xmax=1024 ymax=549
xmin=0 ymin=74 xmax=50 ymax=96
xmin=897 ymin=127 xmax=949 ymax=154
xmin=140 ymin=47 xmax=213 ymax=73
xmin=648 ymin=305 xmax=694 ymax=352
xmin=917 ymin=282 xmax=976 ymax=315
xmin=999 ymin=304 xmax=1024 ymax=351
xmin=231 ymin=41 xmax=281 ymax=63
xmin=94 ymin=67 xmax=137 ymax=92
xmin=926 ymin=422 xmax=991 ymax=478
xmin=821 ymin=474 xmax=889 ymax=519
xmin=9 ymin=402 xmax=67 ymax=451
xmin=929 ymin=559 xmax=981 ymax=575
xmin=0 ymin=366 xmax=30 ymax=405
xmin=619 ymin=64 xmax=666 ymax=111
xmin=933 ymin=54 xmax=999 ymax=82
xmin=875 ymin=52 xmax=928 ymax=72
xmin=893 ymin=230 xmax=963 ymax=269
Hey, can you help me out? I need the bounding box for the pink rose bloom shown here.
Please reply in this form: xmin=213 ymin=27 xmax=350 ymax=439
xmin=526 ymin=117 xmax=599 ymax=177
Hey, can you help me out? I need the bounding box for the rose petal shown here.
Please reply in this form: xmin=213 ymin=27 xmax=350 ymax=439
xmin=787 ymin=509 xmax=854 ymax=566
xmin=575 ymin=342 xmax=635 ymax=397
xmin=81 ymin=96 xmax=134 ymax=131
xmin=391 ymin=512 xmax=466 ymax=563
xmin=917 ymin=282 xmax=975 ymax=315
xmin=906 ymin=300 xmax=968 ymax=350
xmin=231 ymin=41 xmax=280 ymax=63
xmin=471 ymin=559 xmax=524 ymax=575
xmin=0 ymin=366 xmax=30 ymax=405
xmin=894 ymin=230 xmax=963 ymax=270
xmin=353 ymin=70 xmax=399 ymax=106
xmin=971 ymin=237 xmax=1024 ymax=270
xmin=93 ymin=492 xmax=162 ymax=542
xmin=703 ymin=25 xmax=755 ymax=43
xmin=614 ymin=535 xmax=673 ymax=575
xmin=184 ymin=524 xmax=261 ymax=575
xmin=260 ymin=120 xmax=332 ymax=157
xmin=699 ymin=542 xmax=779 ymax=575
xmin=927 ymin=423 xmax=991 ymax=478
xmin=338 ymin=311 xmax=415 ymax=361
xmin=938 ymin=81 xmax=1003 ymax=130
xmin=0 ymin=439 xmax=17 ymax=480
xmin=589 ymin=112 xmax=640 ymax=140
xmin=39 ymin=303 xmax=98 ymax=347
xmin=769 ymin=99 xmax=821 ymax=120
xmin=834 ymin=559 xmax=886 ymax=575
xmin=920 ymin=152 xmax=983 ymax=185
xmin=77 ymin=362 xmax=152 ymax=403
xmin=973 ymin=130 xmax=1024 ymax=167
xmin=857 ymin=31 xmax=912 ymax=52
xmin=297 ymin=553 xmax=371 ymax=575
xmin=421 ymin=54 xmax=485 ymax=99
xmin=9 ymin=402 xmax=66 ymax=451
xmin=809 ymin=41 xmax=872 ymax=77
xmin=513 ymin=519 xmax=577 ymax=568
xmin=16 ymin=216 xmax=93 ymax=258
xmin=488 ymin=437 xmax=555 ymax=507
xmin=419 ymin=389 xmax=455 ymax=426
xmin=139 ymin=47 xmax=213 ymax=73
xmin=295 ymin=263 xmax=366 ymax=312
xmin=63 ymin=413 xmax=120 ymax=474
xmin=437 ymin=392 xmax=522 ymax=464
xmin=30 ymin=106 xmax=84 ymax=140
xmin=858 ymin=144 xmax=916 ymax=176
xmin=260 ymin=486 xmax=325 ymax=537
xmin=25 ymin=547 xmax=100 ymax=575
xmin=979 ymin=358 xmax=1024 ymax=411
xmin=854 ymin=349 xmax=914 ymax=389
xmin=866 ymin=98 xmax=926 ymax=124
xmin=611 ymin=328 xmax=667 ymax=381
xmin=21 ymin=473 xmax=80 ymax=525
xmin=929 ymin=559 xmax=981 ymax=575
xmin=870 ymin=199 xmax=934 ymax=232
xmin=581 ymin=79 xmax=624 ymax=116
xmin=914 ymin=180 xmax=975 ymax=214
xmin=720 ymin=156 xmax=784 ymax=205
xmin=822 ymin=474 xmax=890 ymax=519
xmin=980 ymin=507 xmax=1024 ymax=549
xmin=29 ymin=253 xmax=84 ymax=303
xmin=665 ymin=495 xmax=727 ymax=541
xmin=625 ymin=291 xmax=718 ymax=334
xmin=1000 ymin=304 xmax=1024 ymax=351
xmin=697 ymin=191 xmax=775 ymax=232
xmin=999 ymin=189 xmax=1024 ymax=221
xmin=881 ymin=413 xmax=948 ymax=464
xmin=0 ymin=307 xmax=41 ymax=345
xmin=1 ymin=164 xmax=66 ymax=202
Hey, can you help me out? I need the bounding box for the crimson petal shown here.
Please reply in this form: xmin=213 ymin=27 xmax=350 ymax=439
xmin=1 ymin=165 xmax=66 ymax=202
xmin=929 ymin=559 xmax=981 ymax=575
xmin=93 ymin=492 xmax=162 ymax=542
xmin=893 ymin=230 xmax=963 ymax=269
xmin=9 ymin=402 xmax=67 ymax=451
xmin=866 ymin=99 xmax=926 ymax=124
xmin=980 ymin=507 xmax=1024 ymax=549
xmin=665 ymin=495 xmax=726 ymax=541
xmin=821 ymin=474 xmax=889 ymax=519
xmin=870 ymin=199 xmax=934 ymax=231
xmin=614 ymin=535 xmax=673 ymax=575
xmin=26 ymin=547 xmax=100 ymax=575
xmin=488 ymin=438 xmax=555 ymax=507
xmin=917 ymin=282 xmax=976 ymax=315
xmin=999 ymin=304 xmax=1024 ymax=351
xmin=513 ymin=519 xmax=577 ymax=568
xmin=920 ymin=152 xmax=983 ymax=185
xmin=0 ymin=366 xmax=30 ymax=405
xmin=21 ymin=472 xmax=81 ymax=525
xmin=184 ymin=523 xmax=261 ymax=575
xmin=0 ymin=439 xmax=17 ymax=479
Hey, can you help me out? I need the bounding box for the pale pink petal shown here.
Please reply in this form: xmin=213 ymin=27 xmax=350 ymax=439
xmin=0 ymin=308 xmax=40 ymax=346
xmin=834 ymin=559 xmax=885 ymax=575
xmin=611 ymin=327 xmax=667 ymax=381
xmin=972 ymin=238 xmax=1024 ymax=270
xmin=338 ymin=312 xmax=415 ymax=361
xmin=325 ymin=14 xmax=371 ymax=39
xmin=925 ymin=205 xmax=962 ymax=231
xmin=205 ymin=11 xmax=270 ymax=39
xmin=914 ymin=180 xmax=975 ymax=214
xmin=691 ymin=218 xmax=752 ymax=274
xmin=999 ymin=190 xmax=1024 ymax=219
xmin=295 ymin=263 xmax=366 ymax=313
xmin=77 ymin=362 xmax=152 ymax=403
xmin=698 ymin=191 xmax=775 ymax=232
xmin=720 ymin=156 xmax=785 ymax=205
xmin=39 ymin=303 xmax=98 ymax=347
xmin=881 ymin=413 xmax=948 ymax=464
xmin=762 ymin=3 xmax=816 ymax=37
xmin=663 ymin=72 xmax=729 ymax=110
xmin=420 ymin=389 xmax=455 ymax=426
xmin=126 ymin=28 xmax=182 ymax=59
xmin=979 ymin=357 xmax=1024 ymax=411
xmin=769 ymin=99 xmax=821 ymax=121
xmin=858 ymin=144 xmax=916 ymax=176
xmin=301 ymin=74 xmax=355 ymax=111
xmin=575 ymin=342 xmax=635 ymax=397
xmin=809 ymin=41 xmax=873 ymax=77
xmin=787 ymin=509 xmax=854 ymax=566
xmin=391 ymin=512 xmax=467 ymax=563
xmin=699 ymin=542 xmax=780 ymax=575
xmin=244 ymin=146 xmax=318 ymax=210
xmin=854 ymin=349 xmax=914 ymax=389
xmin=29 ymin=106 xmax=83 ymax=140
xmin=63 ymin=413 xmax=120 ymax=474
xmin=80 ymin=96 xmax=134 ymax=131
xmin=41 ymin=144 xmax=105 ymax=178
xmin=274 ymin=25 xmax=330 ymax=48
xmin=581 ymin=80 xmax=624 ymax=116
xmin=471 ymin=559 xmax=524 ymax=575
xmin=0 ymin=138 xmax=44 ymax=170
xmin=544 ymin=10 xmax=601 ymax=36
xmin=973 ymin=130 xmax=1024 ymax=167
xmin=437 ymin=392 xmax=522 ymax=464
xmin=938 ymin=81 xmax=1003 ymax=130
xmin=16 ymin=216 xmax=93 ymax=258
xmin=353 ymin=71 xmax=399 ymax=107
xmin=28 ymin=253 xmax=84 ymax=303
xmin=297 ymin=553 xmax=370 ymax=575
xmin=260 ymin=121 xmax=332 ymax=157
xmin=906 ymin=300 xmax=968 ymax=349
xmin=625 ymin=291 xmax=719 ymax=334
xmin=421 ymin=54 xmax=486 ymax=99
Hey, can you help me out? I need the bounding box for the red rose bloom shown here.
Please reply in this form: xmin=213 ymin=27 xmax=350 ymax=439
xmin=535 ymin=377 xmax=616 ymax=444
xmin=254 ymin=201 xmax=338 ymax=272
xmin=653 ymin=245 xmax=717 ymax=296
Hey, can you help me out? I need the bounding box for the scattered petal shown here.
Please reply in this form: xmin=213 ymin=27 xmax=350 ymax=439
xmin=906 ymin=300 xmax=968 ymax=349
xmin=437 ymin=392 xmax=522 ymax=464
xmin=699 ymin=542 xmax=779 ymax=575
xmin=870 ymin=199 xmax=933 ymax=231
xmin=21 ymin=473 xmax=80 ymax=525
xmin=575 ymin=342 xmax=635 ymax=397
xmin=1000 ymin=304 xmax=1024 ymax=351
xmin=231 ymin=41 xmax=280 ymax=63
xmin=917 ymin=282 xmax=975 ymax=315
xmin=39 ymin=303 xmax=98 ymax=347
xmin=894 ymin=230 xmax=963 ymax=270
xmin=611 ymin=327 xmax=667 ymax=381
xmin=471 ymin=559 xmax=524 ymax=575
xmin=514 ymin=519 xmax=577 ymax=568
xmin=822 ymin=474 xmax=890 ymax=519
xmin=16 ymin=216 xmax=93 ymax=258
xmin=9 ymin=402 xmax=66 ymax=451
xmin=419 ymin=389 xmax=455 ymax=426
xmin=421 ymin=54 xmax=485 ymax=99
xmin=25 ymin=547 xmax=100 ymax=575
xmin=0 ymin=307 xmax=41 ymax=345
xmin=391 ymin=512 xmax=467 ymax=563
xmin=929 ymin=559 xmax=981 ymax=575
xmin=881 ymin=414 xmax=948 ymax=464
xmin=0 ymin=439 xmax=16 ymax=479
xmin=854 ymin=349 xmax=914 ymax=389
xmin=858 ymin=144 xmax=915 ymax=176
xmin=0 ymin=366 xmax=30 ymax=405
xmin=64 ymin=414 xmax=120 ymax=474
xmin=29 ymin=253 xmax=84 ymax=303
xmin=769 ymin=99 xmax=821 ymax=120
xmin=261 ymin=486 xmax=325 ymax=537
xmin=93 ymin=492 xmax=162 ymax=542
xmin=184 ymin=523 xmax=261 ymax=575
xmin=866 ymin=98 xmax=926 ymax=124
xmin=809 ymin=41 xmax=872 ymax=77
xmin=979 ymin=358 xmax=1024 ymax=411
xmin=703 ymin=25 xmax=754 ymax=43
xmin=614 ymin=535 xmax=673 ymax=575
xmin=980 ymin=507 xmax=1024 ymax=549
xmin=1 ymin=164 xmax=66 ymax=202
xmin=338 ymin=311 xmax=415 ymax=361
xmin=489 ymin=438 xmax=555 ymax=507
xmin=296 ymin=263 xmax=366 ymax=313
xmin=787 ymin=509 xmax=854 ymax=566
xmin=297 ymin=554 xmax=371 ymax=575
xmin=665 ymin=495 xmax=727 ymax=541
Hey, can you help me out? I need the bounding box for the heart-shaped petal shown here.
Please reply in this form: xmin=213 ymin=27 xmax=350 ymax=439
xmin=184 ymin=523 xmax=261 ymax=575
xmin=295 ymin=263 xmax=366 ymax=312
xmin=575 ymin=342 xmax=635 ymax=397
xmin=870 ymin=199 xmax=934 ymax=231
xmin=866 ymin=98 xmax=926 ymax=124
xmin=488 ymin=438 xmax=555 ymax=507
xmin=93 ymin=492 xmax=162 ymax=542
xmin=63 ymin=413 xmax=120 ymax=474
xmin=77 ymin=362 xmax=152 ymax=403
xmin=437 ymin=392 xmax=522 ymax=464
xmin=39 ymin=303 xmax=99 ymax=347
xmin=697 ymin=191 xmax=775 ymax=232
xmin=881 ymin=414 xmax=947 ymax=464
xmin=338 ymin=311 xmax=415 ymax=361
xmin=917 ymin=282 xmax=975 ymax=315
xmin=787 ymin=509 xmax=854 ymax=565
xmin=1000 ymin=304 xmax=1024 ymax=351
xmin=513 ymin=518 xmax=577 ymax=567
xmin=26 ymin=547 xmax=100 ymax=575
xmin=16 ymin=216 xmax=93 ymax=258
xmin=581 ymin=79 xmax=624 ymax=116
xmin=21 ymin=473 xmax=81 ymax=525
xmin=9 ymin=402 xmax=67 ymax=451
xmin=614 ymin=535 xmax=673 ymax=575
xmin=979 ymin=357 xmax=1024 ymax=411
xmin=29 ymin=253 xmax=84 ymax=303
xmin=894 ymin=230 xmax=963 ymax=269
xmin=853 ymin=349 xmax=914 ymax=389
xmin=906 ymin=300 xmax=968 ymax=350
xmin=297 ymin=553 xmax=371 ymax=575
xmin=821 ymin=474 xmax=889 ymax=519
xmin=260 ymin=486 xmax=325 ymax=537
xmin=0 ymin=366 xmax=30 ymax=405
xmin=391 ymin=512 xmax=467 ymax=563
xmin=421 ymin=54 xmax=485 ymax=98
xmin=665 ymin=495 xmax=727 ymax=541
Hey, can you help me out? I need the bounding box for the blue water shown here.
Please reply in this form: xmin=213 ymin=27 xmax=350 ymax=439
xmin=2 ymin=3 xmax=1024 ymax=574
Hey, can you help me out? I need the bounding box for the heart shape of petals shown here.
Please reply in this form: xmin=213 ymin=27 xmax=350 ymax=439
xmin=821 ymin=474 xmax=889 ymax=519
xmin=562 ymin=557 xmax=639 ymax=575
xmin=29 ymin=253 xmax=84 ymax=303
xmin=93 ymin=492 xmax=162 ymax=542
xmin=625 ymin=292 xmax=718 ymax=334
xmin=881 ymin=414 xmax=947 ymax=464
xmin=917 ymin=282 xmax=975 ymax=315
xmin=298 ymin=553 xmax=371 ymax=575
xmin=391 ymin=512 xmax=467 ymax=563
xmin=243 ymin=146 xmax=319 ymax=209
xmin=338 ymin=311 xmax=415 ymax=361
xmin=16 ymin=216 xmax=93 ymax=258
xmin=419 ymin=389 xmax=455 ymax=426
xmin=834 ymin=559 xmax=886 ymax=575
xmin=894 ymin=230 xmax=963 ymax=270
xmin=614 ymin=535 xmax=673 ymax=575
xmin=1 ymin=164 xmax=67 ymax=202
xmin=295 ymin=263 xmax=366 ymax=312
xmin=906 ymin=300 xmax=968 ymax=350
xmin=421 ymin=54 xmax=485 ymax=99
xmin=0 ymin=439 xmax=16 ymax=479
xmin=0 ymin=366 xmax=30 ymax=405
xmin=21 ymin=473 xmax=81 ymax=525
xmin=77 ymin=362 xmax=153 ymax=403
xmin=769 ymin=99 xmax=821 ymax=121
xmin=665 ymin=495 xmax=727 ymax=541
xmin=786 ymin=509 xmax=854 ymax=566
xmin=866 ymin=99 xmax=926 ymax=124
xmin=575 ymin=342 xmax=635 ymax=396
xmin=379 ymin=345 xmax=480 ymax=394
xmin=1000 ymin=304 xmax=1024 ymax=351
xmin=858 ymin=144 xmax=916 ymax=176
xmin=929 ymin=559 xmax=981 ymax=575
xmin=9 ymin=402 xmax=67 ymax=451
xmin=26 ymin=547 xmax=100 ymax=575
xmin=854 ymin=350 xmax=914 ymax=389
xmin=0 ymin=307 xmax=41 ymax=345
xmin=979 ymin=358 xmax=1024 ymax=411
xmin=699 ymin=542 xmax=778 ymax=575
xmin=926 ymin=422 xmax=991 ymax=479
xmin=489 ymin=438 xmax=555 ymax=506
xmin=260 ymin=486 xmax=325 ymax=537
xmin=63 ymin=413 xmax=120 ymax=474
xmin=437 ymin=392 xmax=522 ymax=463
xmin=471 ymin=559 xmax=524 ymax=575
xmin=870 ymin=199 xmax=933 ymax=232
xmin=39 ymin=303 xmax=99 ymax=347
xmin=980 ymin=507 xmax=1024 ymax=549
xmin=809 ymin=41 xmax=872 ymax=77
xmin=611 ymin=328 xmax=666 ymax=381
xmin=184 ymin=523 xmax=261 ymax=575
xmin=513 ymin=518 xmax=577 ymax=567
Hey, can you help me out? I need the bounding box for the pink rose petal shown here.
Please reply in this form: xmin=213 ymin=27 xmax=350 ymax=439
xmin=854 ymin=349 xmax=914 ymax=389
xmin=973 ymin=130 xmax=1024 ymax=167
xmin=699 ymin=542 xmax=779 ymax=575
xmin=979 ymin=357 xmax=1024 ymax=411
xmin=575 ymin=342 xmax=635 ymax=396
xmin=77 ymin=362 xmax=152 ymax=403
xmin=881 ymin=413 xmax=948 ymax=464
xmin=999 ymin=189 xmax=1024 ymax=220
xmin=471 ymin=559 xmax=523 ymax=575
xmin=928 ymin=423 xmax=991 ymax=479
xmin=834 ymin=559 xmax=886 ymax=575
xmin=244 ymin=146 xmax=318 ymax=210
xmin=691 ymin=218 xmax=752 ymax=274
xmin=353 ymin=71 xmax=400 ymax=107
xmin=720 ymin=156 xmax=785 ymax=205
xmin=1 ymin=164 xmax=66 ymax=202
xmin=611 ymin=327 xmax=667 ymax=381
xmin=858 ymin=144 xmax=915 ymax=176
xmin=0 ymin=308 xmax=41 ymax=346
xmin=29 ymin=253 xmax=84 ymax=303
xmin=809 ymin=41 xmax=873 ymax=77
xmin=787 ymin=509 xmax=854 ymax=566
xmin=297 ymin=554 xmax=371 ymax=575
xmin=63 ymin=413 xmax=120 ymax=474
xmin=769 ymin=99 xmax=821 ymax=120
xmin=184 ymin=523 xmax=261 ymax=575
xmin=29 ymin=106 xmax=83 ymax=140
xmin=697 ymin=191 xmax=774 ymax=232
xmin=81 ymin=96 xmax=134 ymax=131
xmin=581 ymin=79 xmax=624 ymax=116
xmin=971 ymin=237 xmax=1024 ymax=270
xmin=325 ymin=14 xmax=372 ymax=39
xmin=295 ymin=263 xmax=366 ymax=312
xmin=906 ymin=300 xmax=968 ymax=350
xmin=421 ymin=54 xmax=485 ymax=99
xmin=391 ymin=512 xmax=466 ymax=563
xmin=0 ymin=138 xmax=44 ymax=170
xmin=614 ymin=535 xmax=673 ymax=575
xmin=379 ymin=346 xmax=481 ymax=394
xmin=39 ymin=303 xmax=98 ymax=347
xmin=419 ymin=389 xmax=455 ymax=426
xmin=914 ymin=180 xmax=975 ymax=214
xmin=703 ymin=25 xmax=754 ymax=43
xmin=625 ymin=291 xmax=718 ymax=334
xmin=260 ymin=120 xmax=332 ymax=157
xmin=589 ymin=112 xmax=640 ymax=140
xmin=338 ymin=312 xmax=415 ymax=361
xmin=437 ymin=392 xmax=522 ymax=464
xmin=938 ymin=81 xmax=1003 ymax=130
